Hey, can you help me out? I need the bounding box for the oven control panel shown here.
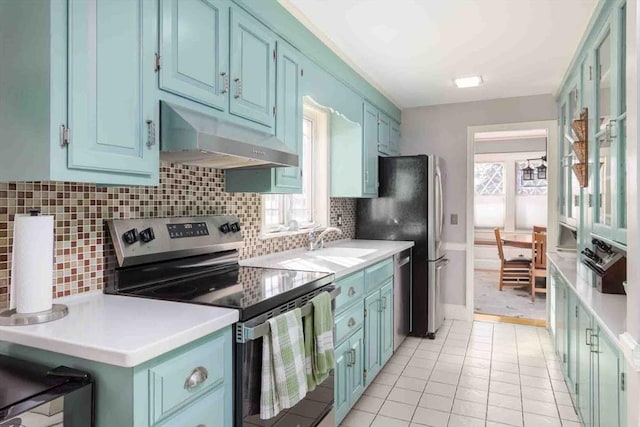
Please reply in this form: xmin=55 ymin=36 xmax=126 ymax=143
xmin=107 ymin=215 xmax=244 ymax=267
xmin=167 ymin=222 xmax=209 ymax=239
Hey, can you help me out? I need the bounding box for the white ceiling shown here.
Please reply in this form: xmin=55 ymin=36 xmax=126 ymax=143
xmin=280 ymin=0 xmax=599 ymax=108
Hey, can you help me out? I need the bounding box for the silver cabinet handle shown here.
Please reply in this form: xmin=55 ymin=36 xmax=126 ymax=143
xmin=197 ymin=425 xmax=206 ymax=427
xmin=348 ymin=286 xmax=356 ymax=297
xmin=221 ymin=72 xmax=229 ymax=94
xmin=347 ymin=317 xmax=356 ymax=328
xmin=591 ymin=332 xmax=599 ymax=353
xmin=184 ymin=366 xmax=209 ymax=390
xmin=381 ymin=296 xmax=387 ymax=311
xmin=350 ymin=349 xmax=356 ymax=365
xmin=585 ymin=327 xmax=593 ymax=346
xmin=234 ymin=77 xmax=242 ymax=99
xmin=145 ymin=120 xmax=156 ymax=148
xmin=346 ymin=350 xmax=353 ymax=367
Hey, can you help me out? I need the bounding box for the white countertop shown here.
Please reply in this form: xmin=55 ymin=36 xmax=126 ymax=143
xmin=548 ymin=252 xmax=626 ymax=344
xmin=0 ymin=292 xmax=238 ymax=368
xmin=241 ymin=239 xmax=414 ymax=279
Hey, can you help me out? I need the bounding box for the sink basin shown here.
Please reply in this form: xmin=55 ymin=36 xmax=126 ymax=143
xmin=305 ymin=247 xmax=377 ymax=258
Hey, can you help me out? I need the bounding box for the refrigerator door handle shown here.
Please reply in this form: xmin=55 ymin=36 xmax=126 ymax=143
xmin=435 ymin=258 xmax=450 ymax=270
xmin=435 ymin=167 xmax=444 ymax=240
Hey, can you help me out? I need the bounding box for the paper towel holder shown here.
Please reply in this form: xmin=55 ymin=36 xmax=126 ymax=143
xmin=0 ymin=304 xmax=68 ymax=326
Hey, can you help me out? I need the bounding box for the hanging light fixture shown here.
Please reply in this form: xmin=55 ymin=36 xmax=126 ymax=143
xmin=522 ymin=161 xmax=535 ymax=181
xmin=520 ymin=136 xmax=548 ymax=181
xmin=536 ymin=156 xmax=547 ymax=179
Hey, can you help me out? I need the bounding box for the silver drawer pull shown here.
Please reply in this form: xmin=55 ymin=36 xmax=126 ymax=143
xmin=184 ymin=366 xmax=209 ymax=390
xmin=348 ymin=286 xmax=356 ymax=297
xmin=197 ymin=425 xmax=206 ymax=427
xmin=347 ymin=317 xmax=356 ymax=328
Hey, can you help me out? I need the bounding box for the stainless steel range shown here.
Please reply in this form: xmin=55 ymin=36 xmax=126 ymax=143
xmin=106 ymin=215 xmax=337 ymax=427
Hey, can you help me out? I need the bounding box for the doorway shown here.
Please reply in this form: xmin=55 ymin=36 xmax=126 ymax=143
xmin=465 ymin=121 xmax=558 ymax=323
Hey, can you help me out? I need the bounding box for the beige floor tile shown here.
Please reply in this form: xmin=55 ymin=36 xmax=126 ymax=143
xmin=396 ymin=376 xmax=427 ymax=392
xmin=341 ymin=409 xmax=376 ymax=426
xmin=388 ymin=387 xmax=422 ymax=406
xmin=488 ymin=391 xmax=522 ymax=410
xmin=371 ymin=415 xmax=410 ymax=427
xmin=424 ymin=381 xmax=456 ymax=398
xmin=447 ymin=413 xmax=486 ymax=427
xmin=451 ymin=399 xmax=487 ymax=419
xmin=411 ymin=407 xmax=449 ymax=427
xmin=523 ymin=412 xmax=561 ymax=427
xmin=364 ymin=383 xmax=392 ymax=399
xmin=354 ymin=395 xmax=385 ymax=413
xmin=455 ymin=386 xmax=488 ymax=404
xmin=379 ymin=400 xmax=417 ymax=421
xmin=487 ymin=405 xmax=524 ymax=427
xmin=418 ymin=393 xmax=453 ymax=412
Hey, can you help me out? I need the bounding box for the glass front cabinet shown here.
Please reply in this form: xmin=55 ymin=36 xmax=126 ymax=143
xmin=592 ymin=1 xmax=627 ymax=245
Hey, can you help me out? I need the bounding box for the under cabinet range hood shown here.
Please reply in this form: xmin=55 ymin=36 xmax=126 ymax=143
xmin=160 ymin=102 xmax=298 ymax=169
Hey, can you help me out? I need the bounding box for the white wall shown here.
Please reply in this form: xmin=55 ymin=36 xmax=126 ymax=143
xmin=401 ymin=95 xmax=557 ymax=308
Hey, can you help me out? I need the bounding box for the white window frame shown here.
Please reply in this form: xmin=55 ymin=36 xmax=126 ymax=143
xmin=474 ymin=151 xmax=547 ymax=236
xmin=260 ymin=99 xmax=330 ymax=238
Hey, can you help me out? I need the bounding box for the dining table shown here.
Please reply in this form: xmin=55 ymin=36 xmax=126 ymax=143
xmin=501 ymin=233 xmax=533 ymax=249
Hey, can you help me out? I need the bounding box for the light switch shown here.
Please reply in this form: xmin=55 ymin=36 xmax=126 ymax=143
xmin=450 ymin=214 xmax=458 ymax=225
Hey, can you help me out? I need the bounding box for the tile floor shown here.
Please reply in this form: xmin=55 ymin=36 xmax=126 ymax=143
xmin=340 ymin=320 xmax=580 ymax=427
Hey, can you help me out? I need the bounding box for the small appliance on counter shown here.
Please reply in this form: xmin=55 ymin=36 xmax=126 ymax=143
xmin=0 ymin=354 xmax=93 ymax=426
xmin=581 ymin=238 xmax=627 ymax=294
xmin=107 ymin=215 xmax=337 ymax=427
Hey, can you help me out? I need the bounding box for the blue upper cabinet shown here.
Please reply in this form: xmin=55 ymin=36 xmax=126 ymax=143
xmin=0 ymin=0 xmax=158 ymax=186
xmin=273 ymin=41 xmax=304 ymax=191
xmin=229 ymin=7 xmax=277 ymax=129
xmin=377 ymin=112 xmax=391 ymax=155
xmin=67 ymin=0 xmax=158 ymax=178
xmin=225 ymin=40 xmax=304 ymax=194
xmin=389 ymin=120 xmax=401 ymax=155
xmin=159 ymin=0 xmax=229 ymax=111
xmin=363 ymin=101 xmax=379 ymax=197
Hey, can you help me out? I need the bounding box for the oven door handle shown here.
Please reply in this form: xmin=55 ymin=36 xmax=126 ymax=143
xmin=236 ymin=286 xmax=341 ymax=343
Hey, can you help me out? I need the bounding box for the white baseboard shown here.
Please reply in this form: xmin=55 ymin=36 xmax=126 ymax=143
xmin=444 ymin=304 xmax=473 ymax=321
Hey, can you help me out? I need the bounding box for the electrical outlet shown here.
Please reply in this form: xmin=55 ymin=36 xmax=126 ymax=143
xmin=337 ymin=213 xmax=343 ymax=227
xmin=450 ymin=214 xmax=458 ymax=225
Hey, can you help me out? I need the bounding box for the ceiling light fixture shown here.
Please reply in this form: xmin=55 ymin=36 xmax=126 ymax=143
xmin=454 ymin=76 xmax=483 ymax=88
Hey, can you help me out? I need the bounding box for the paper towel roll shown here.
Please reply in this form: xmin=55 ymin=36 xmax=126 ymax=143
xmin=10 ymin=213 xmax=54 ymax=314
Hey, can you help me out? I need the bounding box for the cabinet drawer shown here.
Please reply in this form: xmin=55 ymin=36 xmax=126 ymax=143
xmin=149 ymin=334 xmax=226 ymax=424
xmin=334 ymin=301 xmax=364 ymax=346
xmin=365 ymin=258 xmax=393 ymax=293
xmin=335 ymin=271 xmax=365 ymax=314
xmin=156 ymin=385 xmax=226 ymax=427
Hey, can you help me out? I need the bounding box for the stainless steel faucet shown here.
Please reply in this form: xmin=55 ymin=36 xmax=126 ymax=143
xmin=307 ymin=227 xmax=343 ymax=251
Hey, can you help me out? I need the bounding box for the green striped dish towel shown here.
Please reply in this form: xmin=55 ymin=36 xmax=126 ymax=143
xmin=304 ymin=291 xmax=335 ymax=391
xmin=260 ymin=308 xmax=308 ymax=419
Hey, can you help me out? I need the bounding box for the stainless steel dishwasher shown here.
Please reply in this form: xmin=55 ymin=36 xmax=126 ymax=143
xmin=394 ymin=248 xmax=412 ymax=350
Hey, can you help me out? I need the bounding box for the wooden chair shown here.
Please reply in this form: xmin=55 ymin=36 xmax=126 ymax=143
xmin=533 ymin=225 xmax=547 ymax=234
xmin=530 ymin=231 xmax=547 ymax=301
xmin=494 ymin=228 xmax=532 ymax=291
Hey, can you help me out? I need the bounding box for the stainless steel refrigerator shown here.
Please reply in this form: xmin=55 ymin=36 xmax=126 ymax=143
xmin=356 ymin=155 xmax=448 ymax=338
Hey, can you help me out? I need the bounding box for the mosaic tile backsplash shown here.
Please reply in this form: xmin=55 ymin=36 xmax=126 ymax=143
xmin=0 ymin=162 xmax=356 ymax=310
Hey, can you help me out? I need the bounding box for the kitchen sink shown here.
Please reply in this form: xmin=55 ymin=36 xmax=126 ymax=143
xmin=305 ymin=247 xmax=377 ymax=258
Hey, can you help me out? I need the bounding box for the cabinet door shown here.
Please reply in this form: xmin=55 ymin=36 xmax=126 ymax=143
xmin=380 ymin=281 xmax=394 ymax=364
xmin=363 ymin=101 xmax=379 ymax=197
xmin=378 ymin=112 xmax=390 ymax=154
xmin=364 ymin=293 xmax=381 ymax=384
xmin=594 ymin=23 xmax=614 ymax=238
xmin=159 ymin=0 xmax=229 ymax=111
xmin=349 ymin=328 xmax=365 ymax=406
xmin=67 ymin=0 xmax=157 ymax=176
xmin=567 ymin=292 xmax=578 ymax=394
xmin=555 ymin=276 xmax=568 ymax=372
xmin=576 ymin=302 xmax=593 ymax=427
xmin=229 ymin=7 xmax=276 ymax=128
xmin=594 ymin=327 xmax=624 ymax=427
xmin=390 ymin=120 xmax=401 ymax=155
xmin=334 ymin=339 xmax=351 ymax=425
xmin=273 ymin=41 xmax=303 ymax=192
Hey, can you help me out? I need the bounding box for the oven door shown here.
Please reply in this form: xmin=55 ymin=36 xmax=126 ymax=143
xmin=235 ymin=287 xmax=337 ymax=427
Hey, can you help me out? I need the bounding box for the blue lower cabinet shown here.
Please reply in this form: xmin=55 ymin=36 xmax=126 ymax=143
xmin=380 ymin=281 xmax=394 ymax=364
xmin=334 ymin=338 xmax=351 ymax=424
xmin=334 ymin=327 xmax=364 ymax=426
xmin=364 ymin=293 xmax=382 ymax=384
xmin=0 ymin=327 xmax=233 ymax=427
